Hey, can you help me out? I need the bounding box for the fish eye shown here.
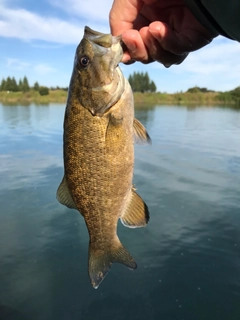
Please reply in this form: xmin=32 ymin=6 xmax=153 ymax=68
xmin=79 ymin=55 xmax=90 ymax=68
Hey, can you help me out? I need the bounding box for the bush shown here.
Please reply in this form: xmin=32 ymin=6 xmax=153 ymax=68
xmin=39 ymin=86 xmax=49 ymax=96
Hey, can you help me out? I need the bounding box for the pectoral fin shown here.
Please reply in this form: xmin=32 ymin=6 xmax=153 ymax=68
xmin=133 ymin=118 xmax=151 ymax=145
xmin=120 ymin=188 xmax=150 ymax=228
xmin=56 ymin=176 xmax=77 ymax=210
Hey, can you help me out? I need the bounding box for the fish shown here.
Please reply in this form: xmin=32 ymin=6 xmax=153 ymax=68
xmin=56 ymin=26 xmax=151 ymax=289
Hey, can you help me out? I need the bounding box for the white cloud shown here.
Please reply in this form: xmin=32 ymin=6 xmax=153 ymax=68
xmin=146 ymin=37 xmax=240 ymax=92
xmin=31 ymin=43 xmax=65 ymax=49
xmin=50 ymin=0 xmax=113 ymax=23
xmin=0 ymin=6 xmax=81 ymax=43
xmin=0 ymin=0 xmax=111 ymax=44
xmin=34 ymin=64 xmax=56 ymax=75
xmin=6 ymin=58 xmax=30 ymax=70
xmin=5 ymin=57 xmax=56 ymax=79
xmin=178 ymin=37 xmax=240 ymax=75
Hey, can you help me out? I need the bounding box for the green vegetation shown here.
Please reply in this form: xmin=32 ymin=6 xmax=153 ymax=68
xmin=0 ymin=89 xmax=67 ymax=104
xmin=0 ymin=76 xmax=68 ymax=104
xmin=39 ymin=86 xmax=49 ymax=96
xmin=0 ymin=76 xmax=67 ymax=103
xmin=1 ymin=76 xmax=30 ymax=92
xmin=1 ymin=75 xmax=240 ymax=106
xmin=133 ymin=86 xmax=240 ymax=106
xmin=128 ymin=72 xmax=156 ymax=93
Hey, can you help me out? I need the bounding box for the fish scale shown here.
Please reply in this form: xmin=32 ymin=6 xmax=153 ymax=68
xmin=57 ymin=26 xmax=151 ymax=289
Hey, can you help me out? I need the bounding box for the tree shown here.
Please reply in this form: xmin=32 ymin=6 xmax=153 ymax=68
xmin=33 ymin=81 xmax=40 ymax=91
xmin=4 ymin=76 xmax=18 ymax=91
xmin=142 ymin=72 xmax=150 ymax=91
xmin=22 ymin=76 xmax=30 ymax=92
xmin=39 ymin=86 xmax=49 ymax=96
xmin=0 ymin=78 xmax=6 ymax=91
xmin=128 ymin=74 xmax=133 ymax=88
xmin=149 ymin=80 xmax=157 ymax=93
xmin=128 ymin=71 xmax=157 ymax=93
xmin=187 ymin=86 xmax=201 ymax=93
xmin=18 ymin=79 xmax=23 ymax=91
xmin=187 ymin=86 xmax=214 ymax=93
xmin=11 ymin=77 xmax=18 ymax=92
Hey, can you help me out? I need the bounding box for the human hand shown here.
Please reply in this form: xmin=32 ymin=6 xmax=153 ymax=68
xmin=109 ymin=0 xmax=219 ymax=66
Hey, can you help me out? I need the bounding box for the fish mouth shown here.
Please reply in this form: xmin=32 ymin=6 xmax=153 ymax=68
xmin=84 ymin=26 xmax=121 ymax=48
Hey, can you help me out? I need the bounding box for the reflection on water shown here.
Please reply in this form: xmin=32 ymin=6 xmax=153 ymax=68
xmin=0 ymin=103 xmax=240 ymax=320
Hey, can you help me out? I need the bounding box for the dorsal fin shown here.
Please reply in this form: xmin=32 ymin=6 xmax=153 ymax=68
xmin=120 ymin=188 xmax=150 ymax=228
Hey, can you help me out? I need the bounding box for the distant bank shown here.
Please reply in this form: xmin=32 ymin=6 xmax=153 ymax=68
xmin=0 ymin=90 xmax=67 ymax=105
xmin=0 ymin=89 xmax=239 ymax=106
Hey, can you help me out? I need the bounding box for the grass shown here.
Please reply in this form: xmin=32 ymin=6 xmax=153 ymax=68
xmin=133 ymin=91 xmax=232 ymax=105
xmin=0 ymin=89 xmax=238 ymax=106
xmin=0 ymin=90 xmax=67 ymax=105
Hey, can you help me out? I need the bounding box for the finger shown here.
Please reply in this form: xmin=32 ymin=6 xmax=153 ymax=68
xmin=148 ymin=21 xmax=214 ymax=55
xmin=109 ymin=0 xmax=144 ymax=36
xmin=148 ymin=21 xmax=192 ymax=55
xmin=121 ymin=29 xmax=152 ymax=62
xmin=140 ymin=26 xmax=188 ymax=66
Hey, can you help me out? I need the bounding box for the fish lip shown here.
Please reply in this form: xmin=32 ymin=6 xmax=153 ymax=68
xmin=84 ymin=26 xmax=122 ymax=45
xmin=84 ymin=26 xmax=122 ymax=39
xmin=84 ymin=26 xmax=104 ymax=37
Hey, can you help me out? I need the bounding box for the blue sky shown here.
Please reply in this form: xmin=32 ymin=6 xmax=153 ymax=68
xmin=1 ymin=0 xmax=240 ymax=93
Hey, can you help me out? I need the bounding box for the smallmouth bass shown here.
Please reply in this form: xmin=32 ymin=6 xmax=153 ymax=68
xmin=57 ymin=26 xmax=151 ymax=289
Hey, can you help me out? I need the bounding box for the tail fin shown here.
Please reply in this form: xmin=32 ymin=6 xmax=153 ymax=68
xmin=88 ymin=239 xmax=137 ymax=289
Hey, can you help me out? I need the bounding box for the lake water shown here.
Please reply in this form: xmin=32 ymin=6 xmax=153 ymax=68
xmin=0 ymin=103 xmax=240 ymax=320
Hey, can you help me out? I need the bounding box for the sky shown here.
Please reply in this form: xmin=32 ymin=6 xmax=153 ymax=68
xmin=1 ymin=0 xmax=240 ymax=93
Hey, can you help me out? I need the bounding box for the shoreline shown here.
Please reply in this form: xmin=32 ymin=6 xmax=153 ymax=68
xmin=0 ymin=90 xmax=238 ymax=106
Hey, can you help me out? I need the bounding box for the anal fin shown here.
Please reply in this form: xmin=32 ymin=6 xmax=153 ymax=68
xmin=133 ymin=118 xmax=151 ymax=145
xmin=56 ymin=175 xmax=77 ymax=210
xmin=120 ymin=189 xmax=150 ymax=228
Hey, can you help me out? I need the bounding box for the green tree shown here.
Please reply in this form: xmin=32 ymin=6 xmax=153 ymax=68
xmin=22 ymin=76 xmax=30 ymax=92
xmin=0 ymin=78 xmax=6 ymax=91
xmin=18 ymin=79 xmax=24 ymax=91
xmin=142 ymin=72 xmax=150 ymax=91
xmin=128 ymin=71 xmax=157 ymax=93
xmin=11 ymin=77 xmax=18 ymax=92
xmin=39 ymin=86 xmax=49 ymax=96
xmin=216 ymin=91 xmax=233 ymax=103
xmin=128 ymin=74 xmax=133 ymax=88
xmin=4 ymin=76 xmax=18 ymax=91
xmin=149 ymin=80 xmax=157 ymax=93
xmin=33 ymin=81 xmax=40 ymax=91
xmin=187 ymin=86 xmax=201 ymax=93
